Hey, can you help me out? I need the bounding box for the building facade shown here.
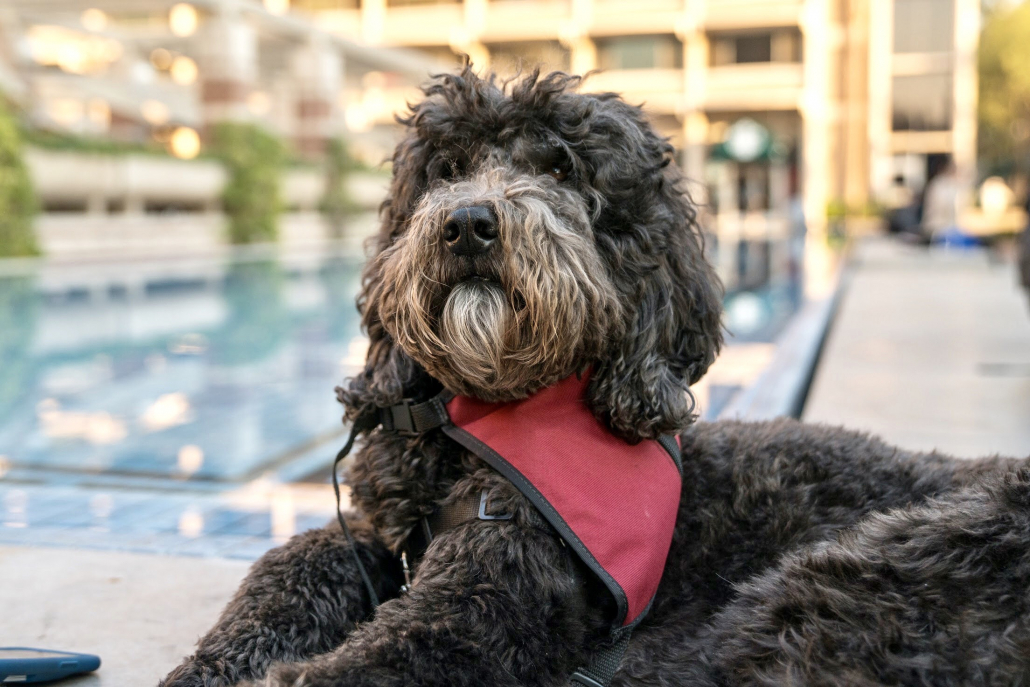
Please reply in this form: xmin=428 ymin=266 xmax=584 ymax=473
xmin=297 ymin=0 xmax=978 ymax=241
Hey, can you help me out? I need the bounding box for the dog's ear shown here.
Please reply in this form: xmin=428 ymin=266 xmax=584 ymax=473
xmin=337 ymin=129 xmax=436 ymax=421
xmin=585 ymin=100 xmax=723 ymax=442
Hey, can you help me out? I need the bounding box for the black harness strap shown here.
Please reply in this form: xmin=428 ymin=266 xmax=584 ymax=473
xmin=379 ymin=394 xmax=451 ymax=435
xmin=571 ymin=632 xmax=632 ymax=687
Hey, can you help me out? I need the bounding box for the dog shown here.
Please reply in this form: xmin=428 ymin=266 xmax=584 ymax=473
xmin=160 ymin=67 xmax=1030 ymax=687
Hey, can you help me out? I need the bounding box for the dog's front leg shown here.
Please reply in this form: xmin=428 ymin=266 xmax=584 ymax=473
xmin=253 ymin=511 xmax=597 ymax=687
xmin=160 ymin=515 xmax=404 ymax=687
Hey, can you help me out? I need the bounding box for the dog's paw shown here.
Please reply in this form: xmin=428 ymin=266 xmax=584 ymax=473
xmin=158 ymin=660 xmax=232 ymax=687
xmin=244 ymin=662 xmax=337 ymax=687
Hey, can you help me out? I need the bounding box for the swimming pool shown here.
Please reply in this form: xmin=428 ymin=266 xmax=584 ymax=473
xmin=0 ymin=244 xmax=801 ymax=557
xmin=0 ymin=249 xmax=367 ymax=486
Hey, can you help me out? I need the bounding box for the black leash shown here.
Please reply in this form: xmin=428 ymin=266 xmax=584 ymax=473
xmin=332 ymin=415 xmax=381 ymax=610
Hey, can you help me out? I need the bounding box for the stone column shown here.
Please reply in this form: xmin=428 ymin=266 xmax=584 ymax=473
xmin=842 ymin=0 xmax=870 ymax=208
xmin=866 ymin=0 xmax=893 ymax=202
xmin=292 ymin=36 xmax=342 ymax=157
xmin=952 ymin=0 xmax=979 ymax=198
xmin=452 ymin=0 xmax=489 ymax=70
xmin=361 ymin=0 xmax=385 ymax=45
xmin=679 ymin=0 xmax=708 ymax=191
xmin=563 ymin=0 xmax=595 ymax=76
xmin=800 ymin=0 xmax=837 ymax=299
xmin=196 ymin=2 xmax=257 ymax=128
xmin=800 ymin=0 xmax=831 ymax=241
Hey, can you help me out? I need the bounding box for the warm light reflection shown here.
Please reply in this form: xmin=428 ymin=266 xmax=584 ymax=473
xmin=80 ymin=8 xmax=108 ymax=33
xmin=169 ymin=127 xmax=201 ymax=159
xmin=169 ymin=3 xmax=199 ymax=38
xmin=271 ymin=489 xmax=296 ymax=543
xmin=38 ymin=405 xmax=127 ymax=445
xmin=248 ymin=90 xmax=271 ymax=115
xmin=345 ymin=106 xmax=372 ymax=133
xmin=47 ymin=98 xmax=84 ymax=127
xmin=177 ymin=444 xmax=205 ymax=475
xmin=264 ymin=0 xmax=290 ymax=15
xmin=341 ymin=335 xmax=370 ymax=372
xmin=169 ymin=332 xmax=208 ymax=355
xmin=170 ymin=55 xmax=199 ymax=85
xmin=142 ymin=393 xmax=193 ymax=432
xmin=86 ymin=98 xmax=110 ymax=128
xmin=0 ymin=456 xmax=9 ymax=479
xmin=980 ymin=177 xmax=1013 ymax=216
xmin=141 ymin=99 xmax=171 ymax=125
xmin=178 ymin=507 xmax=204 ymax=538
xmin=29 ymin=25 xmax=122 ymax=74
xmin=150 ymin=47 xmax=174 ymax=71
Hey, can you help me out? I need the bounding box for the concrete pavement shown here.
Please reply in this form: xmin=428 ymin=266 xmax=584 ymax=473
xmin=0 ymin=546 xmax=250 ymax=686
xmin=804 ymin=238 xmax=1030 ymax=459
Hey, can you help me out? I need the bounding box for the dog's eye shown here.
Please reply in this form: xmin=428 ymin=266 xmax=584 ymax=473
xmin=547 ymin=164 xmax=569 ymax=182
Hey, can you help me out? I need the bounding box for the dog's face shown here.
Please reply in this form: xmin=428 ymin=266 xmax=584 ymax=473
xmin=347 ymin=68 xmax=723 ymax=441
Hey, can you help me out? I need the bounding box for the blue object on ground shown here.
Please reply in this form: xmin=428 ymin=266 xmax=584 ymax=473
xmin=0 ymin=647 xmax=101 ymax=683
xmin=935 ymin=226 xmax=981 ymax=249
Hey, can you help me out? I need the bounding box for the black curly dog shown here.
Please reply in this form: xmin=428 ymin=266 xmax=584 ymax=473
xmin=161 ymin=68 xmax=1030 ymax=687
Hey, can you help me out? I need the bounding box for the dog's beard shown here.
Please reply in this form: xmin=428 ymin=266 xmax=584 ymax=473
xmin=370 ymin=169 xmax=624 ymax=401
xmin=440 ymin=281 xmax=512 ymax=384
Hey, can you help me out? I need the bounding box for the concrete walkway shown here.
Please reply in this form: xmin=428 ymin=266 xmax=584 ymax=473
xmin=0 ymin=546 xmax=250 ymax=686
xmin=804 ymin=238 xmax=1030 ymax=459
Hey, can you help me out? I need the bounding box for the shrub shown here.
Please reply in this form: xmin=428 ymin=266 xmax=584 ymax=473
xmin=319 ymin=138 xmax=361 ymax=239
xmin=0 ymin=98 xmax=39 ymax=257
xmin=210 ymin=122 xmax=285 ymax=244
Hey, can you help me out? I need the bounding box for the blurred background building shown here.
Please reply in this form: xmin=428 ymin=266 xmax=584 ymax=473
xmin=0 ymin=1 xmax=981 ymax=254
xmin=302 ymin=0 xmax=979 ymax=251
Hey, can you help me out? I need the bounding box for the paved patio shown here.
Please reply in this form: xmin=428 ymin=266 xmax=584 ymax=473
xmin=804 ymin=238 xmax=1030 ymax=459
xmin=0 ymin=546 xmax=250 ymax=686
xmin=5 ymin=236 xmax=1029 ymax=686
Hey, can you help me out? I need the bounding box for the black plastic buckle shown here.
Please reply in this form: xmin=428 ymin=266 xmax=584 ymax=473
xmin=478 ymin=490 xmax=513 ymax=521
xmin=381 ymin=400 xmax=419 ymax=436
xmin=569 ymin=671 xmax=605 ymax=687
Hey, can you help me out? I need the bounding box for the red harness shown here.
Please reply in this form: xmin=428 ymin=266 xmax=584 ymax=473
xmin=441 ymin=373 xmax=683 ymax=628
xmin=333 ymin=372 xmax=684 ymax=686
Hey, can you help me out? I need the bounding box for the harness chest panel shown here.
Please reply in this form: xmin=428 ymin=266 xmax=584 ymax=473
xmin=442 ymin=373 xmax=682 ymax=628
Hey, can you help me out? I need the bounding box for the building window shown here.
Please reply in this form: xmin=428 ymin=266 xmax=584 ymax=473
xmin=595 ymin=35 xmax=683 ymax=71
xmin=488 ymin=41 xmax=570 ymax=75
xmin=710 ymin=29 xmax=801 ymax=66
xmin=735 ymin=35 xmax=771 ymax=63
xmin=892 ymin=73 xmax=953 ymax=131
xmin=893 ymin=0 xmax=954 ymax=53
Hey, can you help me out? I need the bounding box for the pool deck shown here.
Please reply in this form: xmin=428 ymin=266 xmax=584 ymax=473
xmin=6 ymin=236 xmax=1030 ymax=686
xmin=0 ymin=546 xmax=250 ymax=686
xmin=804 ymin=237 xmax=1030 ymax=459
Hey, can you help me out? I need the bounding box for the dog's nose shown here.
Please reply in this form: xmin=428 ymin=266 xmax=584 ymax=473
xmin=442 ymin=205 xmax=498 ymax=256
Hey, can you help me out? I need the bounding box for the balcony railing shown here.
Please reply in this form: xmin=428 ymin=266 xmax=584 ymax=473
xmin=704 ymin=62 xmax=803 ymax=111
xmin=584 ymin=69 xmax=683 ymax=114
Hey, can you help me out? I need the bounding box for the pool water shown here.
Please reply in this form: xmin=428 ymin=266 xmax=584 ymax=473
xmin=0 ymin=250 xmax=367 ymax=486
xmin=0 ymin=245 xmax=800 ymax=558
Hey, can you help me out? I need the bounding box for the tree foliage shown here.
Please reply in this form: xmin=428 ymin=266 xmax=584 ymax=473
xmin=0 ymin=98 xmax=39 ymax=257
xmin=319 ymin=138 xmax=361 ymax=239
xmin=979 ymin=1 xmax=1030 ymax=177
xmin=210 ymin=122 xmax=285 ymax=244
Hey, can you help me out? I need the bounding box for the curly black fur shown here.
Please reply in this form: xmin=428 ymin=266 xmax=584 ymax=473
xmin=160 ymin=67 xmax=1030 ymax=687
